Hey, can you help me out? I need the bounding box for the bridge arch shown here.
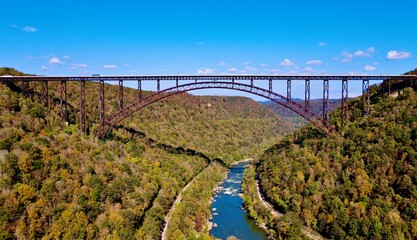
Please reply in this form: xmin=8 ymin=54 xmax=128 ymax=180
xmin=94 ymin=81 xmax=335 ymax=138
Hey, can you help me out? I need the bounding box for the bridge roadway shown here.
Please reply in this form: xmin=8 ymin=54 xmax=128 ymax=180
xmin=1 ymin=75 xmax=416 ymax=137
xmin=1 ymin=74 xmax=416 ymax=81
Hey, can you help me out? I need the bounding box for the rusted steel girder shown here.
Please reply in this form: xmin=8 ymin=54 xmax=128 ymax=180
xmin=99 ymin=80 xmax=105 ymax=126
xmin=118 ymin=80 xmax=123 ymax=110
xmin=137 ymin=80 xmax=142 ymax=100
xmin=362 ymin=80 xmax=370 ymax=116
xmin=342 ymin=79 xmax=349 ymax=127
xmin=305 ymin=80 xmax=310 ymax=111
xmin=80 ymin=80 xmax=86 ymax=134
xmin=60 ymin=80 xmax=67 ymax=121
xmin=323 ymin=80 xmax=329 ymax=121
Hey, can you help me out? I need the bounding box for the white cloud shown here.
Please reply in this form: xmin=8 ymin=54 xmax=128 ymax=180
xmin=280 ymin=59 xmax=296 ymax=67
xmin=386 ymin=50 xmax=412 ymax=60
xmin=306 ymin=60 xmax=322 ymax=65
xmin=41 ymin=65 xmax=48 ymax=71
xmin=341 ymin=52 xmax=353 ymax=62
xmin=23 ymin=26 xmax=37 ymax=32
xmin=218 ymin=61 xmax=226 ymax=66
xmin=303 ymin=67 xmax=314 ymax=73
xmin=242 ymin=61 xmax=251 ymax=65
xmin=72 ymin=63 xmax=88 ymax=68
xmin=49 ymin=57 xmax=65 ymax=65
xmin=227 ymin=68 xmax=237 ymax=73
xmin=354 ymin=50 xmax=370 ymax=57
xmin=103 ymin=64 xmax=117 ymax=69
xmin=367 ymin=47 xmax=375 ymax=53
xmin=197 ymin=68 xmax=214 ymax=74
xmin=70 ymin=63 xmax=88 ymax=70
xmin=319 ymin=42 xmax=327 ymax=47
xmin=63 ymin=55 xmax=71 ymax=59
xmin=364 ymin=65 xmax=376 ymax=71
xmin=261 ymin=64 xmax=267 ymax=67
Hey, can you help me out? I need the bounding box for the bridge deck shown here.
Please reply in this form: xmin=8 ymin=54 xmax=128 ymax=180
xmin=1 ymin=75 xmax=416 ymax=82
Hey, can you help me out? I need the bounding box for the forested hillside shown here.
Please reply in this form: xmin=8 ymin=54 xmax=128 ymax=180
xmin=0 ymin=68 xmax=292 ymax=239
xmin=255 ymin=77 xmax=417 ymax=239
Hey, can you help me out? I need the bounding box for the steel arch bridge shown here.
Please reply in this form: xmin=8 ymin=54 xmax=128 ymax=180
xmin=94 ymin=81 xmax=335 ymax=138
xmin=1 ymin=75 xmax=416 ymax=138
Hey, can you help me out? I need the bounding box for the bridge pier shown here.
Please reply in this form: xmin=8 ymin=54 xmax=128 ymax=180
xmin=341 ymin=79 xmax=349 ymax=127
xmin=269 ymin=79 xmax=272 ymax=92
xmin=305 ymin=80 xmax=310 ymax=110
xmin=323 ymin=80 xmax=329 ymax=121
xmin=99 ymin=80 xmax=105 ymax=126
xmin=362 ymin=80 xmax=370 ymax=116
xmin=138 ymin=80 xmax=142 ymax=100
xmin=79 ymin=80 xmax=86 ymax=134
xmin=287 ymin=79 xmax=291 ymax=100
xmin=21 ymin=80 xmax=30 ymax=97
xmin=118 ymin=80 xmax=124 ymax=109
xmin=40 ymin=80 xmax=50 ymax=108
xmin=60 ymin=80 xmax=67 ymax=121
xmin=157 ymin=79 xmax=160 ymax=92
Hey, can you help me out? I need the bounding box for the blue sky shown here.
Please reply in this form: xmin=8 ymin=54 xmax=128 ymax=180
xmin=1 ymin=0 xmax=416 ymax=99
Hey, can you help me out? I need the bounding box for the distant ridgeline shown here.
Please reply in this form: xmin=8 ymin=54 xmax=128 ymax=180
xmin=255 ymin=68 xmax=417 ymax=239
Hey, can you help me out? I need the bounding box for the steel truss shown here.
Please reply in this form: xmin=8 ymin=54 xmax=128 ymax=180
xmin=94 ymin=81 xmax=335 ymax=138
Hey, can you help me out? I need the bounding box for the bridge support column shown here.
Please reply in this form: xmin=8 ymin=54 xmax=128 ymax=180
xmin=323 ymin=80 xmax=329 ymax=121
xmin=79 ymin=80 xmax=86 ymax=134
xmin=388 ymin=79 xmax=391 ymax=96
xmin=60 ymin=80 xmax=67 ymax=121
xmin=305 ymin=80 xmax=310 ymax=110
xmin=118 ymin=80 xmax=123 ymax=109
xmin=21 ymin=80 xmax=30 ymax=97
xmin=287 ymin=79 xmax=291 ymax=100
xmin=99 ymin=80 xmax=105 ymax=126
xmin=40 ymin=81 xmax=50 ymax=108
xmin=269 ymin=79 xmax=272 ymax=92
xmin=342 ymin=79 xmax=349 ymax=127
xmin=137 ymin=80 xmax=142 ymax=100
xmin=157 ymin=79 xmax=160 ymax=92
xmin=176 ymin=78 xmax=179 ymax=88
xmin=362 ymin=80 xmax=370 ymax=116
xmin=250 ymin=78 xmax=254 ymax=88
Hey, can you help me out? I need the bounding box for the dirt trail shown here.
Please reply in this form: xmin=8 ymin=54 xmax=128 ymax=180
xmin=161 ymin=165 xmax=209 ymax=240
xmin=255 ymin=180 xmax=326 ymax=240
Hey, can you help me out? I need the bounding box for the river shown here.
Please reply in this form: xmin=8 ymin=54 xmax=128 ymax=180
xmin=210 ymin=162 xmax=268 ymax=240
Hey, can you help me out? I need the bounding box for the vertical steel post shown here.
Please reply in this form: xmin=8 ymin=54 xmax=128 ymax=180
xmin=287 ymin=79 xmax=291 ymax=100
xmin=362 ymin=80 xmax=370 ymax=116
xmin=342 ymin=78 xmax=349 ymax=127
xmin=60 ymin=80 xmax=67 ymax=121
xmin=118 ymin=80 xmax=123 ymax=109
xmin=250 ymin=78 xmax=254 ymax=88
xmin=176 ymin=78 xmax=179 ymax=88
xmin=21 ymin=80 xmax=30 ymax=96
xmin=99 ymin=80 xmax=105 ymax=126
xmin=305 ymin=79 xmax=310 ymax=110
xmin=79 ymin=80 xmax=86 ymax=134
xmin=40 ymin=81 xmax=46 ymax=105
xmin=323 ymin=79 xmax=329 ymax=121
xmin=269 ymin=79 xmax=272 ymax=92
xmin=46 ymin=80 xmax=49 ymax=108
xmin=195 ymin=78 xmax=198 ymax=83
xmin=138 ymin=80 xmax=142 ymax=100
xmin=388 ymin=79 xmax=391 ymax=96
xmin=157 ymin=79 xmax=160 ymax=92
